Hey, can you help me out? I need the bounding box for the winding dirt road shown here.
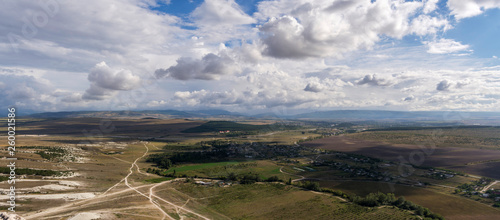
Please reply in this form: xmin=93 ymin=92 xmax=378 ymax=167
xmin=481 ymin=180 xmax=500 ymax=193
xmin=24 ymin=142 xmax=211 ymax=220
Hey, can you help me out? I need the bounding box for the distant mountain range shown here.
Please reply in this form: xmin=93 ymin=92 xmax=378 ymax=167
xmin=27 ymin=109 xmax=240 ymax=119
xmin=26 ymin=109 xmax=500 ymax=123
xmin=289 ymin=110 xmax=500 ymax=120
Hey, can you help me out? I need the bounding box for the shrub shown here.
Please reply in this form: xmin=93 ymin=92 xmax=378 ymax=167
xmin=266 ymin=176 xmax=281 ymax=182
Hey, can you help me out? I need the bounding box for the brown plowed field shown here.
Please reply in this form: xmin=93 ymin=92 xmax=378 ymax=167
xmin=303 ymin=135 xmax=500 ymax=179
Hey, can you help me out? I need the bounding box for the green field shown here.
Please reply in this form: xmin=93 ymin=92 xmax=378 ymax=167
xmin=164 ymin=160 xmax=293 ymax=180
xmin=166 ymin=161 xmax=241 ymax=173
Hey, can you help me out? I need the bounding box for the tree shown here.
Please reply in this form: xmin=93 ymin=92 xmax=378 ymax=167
xmin=301 ymin=181 xmax=321 ymax=191
xmin=227 ymin=172 xmax=237 ymax=181
xmin=287 ymin=178 xmax=292 ymax=185
xmin=159 ymin=158 xmax=172 ymax=169
xmin=393 ymin=196 xmax=406 ymax=206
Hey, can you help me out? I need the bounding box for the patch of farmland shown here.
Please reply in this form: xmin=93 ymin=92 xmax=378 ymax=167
xmin=320 ymin=180 xmax=500 ymax=220
xmin=303 ymin=136 xmax=500 ymax=179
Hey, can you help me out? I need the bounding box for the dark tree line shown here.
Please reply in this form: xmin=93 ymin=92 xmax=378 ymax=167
xmin=296 ymin=182 xmax=444 ymax=220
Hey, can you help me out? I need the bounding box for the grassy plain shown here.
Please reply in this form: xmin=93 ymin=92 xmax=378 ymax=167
xmin=3 ymin=117 xmax=498 ymax=219
xmin=164 ymin=160 xmax=293 ymax=181
xmin=161 ymin=182 xmax=419 ymax=220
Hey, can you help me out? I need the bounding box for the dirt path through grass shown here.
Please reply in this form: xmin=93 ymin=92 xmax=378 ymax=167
xmin=279 ymin=166 xmax=305 ymax=182
xmin=24 ymin=142 xmax=209 ymax=220
xmin=481 ymin=180 xmax=500 ymax=193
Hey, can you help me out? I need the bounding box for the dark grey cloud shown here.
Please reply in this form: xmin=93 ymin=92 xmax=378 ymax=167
xmin=82 ymin=84 xmax=114 ymax=100
xmin=436 ymin=80 xmax=452 ymax=91
xmin=357 ymin=74 xmax=391 ymax=86
xmin=325 ymin=0 xmax=361 ymax=12
xmin=404 ymin=96 xmax=414 ymax=101
xmin=155 ymin=53 xmax=237 ymax=80
xmin=259 ymin=16 xmax=327 ymax=59
xmin=0 ymin=74 xmax=52 ymax=110
xmin=304 ymin=82 xmax=323 ymax=93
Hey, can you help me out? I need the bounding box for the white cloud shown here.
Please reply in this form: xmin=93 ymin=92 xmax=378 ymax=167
xmin=357 ymin=74 xmax=392 ymax=86
xmin=304 ymin=82 xmax=325 ymax=93
xmin=0 ymin=0 xmax=181 ymax=72
xmin=88 ymin=62 xmax=141 ymax=90
xmin=147 ymin=100 xmax=167 ymax=107
xmin=83 ymin=62 xmax=141 ymax=100
xmin=155 ymin=53 xmax=238 ymax=80
xmin=448 ymin=0 xmax=500 ymax=20
xmin=425 ymin=38 xmax=471 ymax=54
xmin=410 ymin=15 xmax=449 ymax=36
xmin=423 ymin=0 xmax=439 ymax=14
xmin=191 ymin=0 xmax=255 ymax=26
xmin=256 ymin=0 xmax=449 ymax=59
xmin=1 ymin=0 xmax=499 ymax=113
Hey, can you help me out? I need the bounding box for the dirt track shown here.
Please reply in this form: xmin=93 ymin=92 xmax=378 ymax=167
xmin=23 ymin=142 xmax=211 ymax=220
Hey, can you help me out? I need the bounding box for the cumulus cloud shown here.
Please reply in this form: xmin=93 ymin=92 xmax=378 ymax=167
xmin=425 ymin=38 xmax=471 ymax=54
xmin=448 ymin=0 xmax=500 ymax=20
xmin=83 ymin=62 xmax=141 ymax=100
xmin=423 ymin=0 xmax=439 ymax=14
xmin=191 ymin=0 xmax=255 ymax=26
xmin=235 ymin=43 xmax=263 ymax=63
xmin=0 ymin=0 xmax=180 ymax=71
xmin=88 ymin=62 xmax=141 ymax=90
xmin=147 ymin=100 xmax=167 ymax=107
xmin=155 ymin=53 xmax=238 ymax=80
xmin=258 ymin=15 xmax=329 ymax=58
xmin=410 ymin=15 xmax=449 ymax=36
xmin=304 ymin=82 xmax=325 ymax=93
xmin=357 ymin=74 xmax=392 ymax=86
xmin=436 ymin=80 xmax=452 ymax=91
xmin=2 ymin=0 xmax=500 ymax=113
xmin=257 ymin=0 xmax=448 ymax=59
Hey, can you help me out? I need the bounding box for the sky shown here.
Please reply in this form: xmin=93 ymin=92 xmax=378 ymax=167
xmin=1 ymin=0 xmax=500 ymax=114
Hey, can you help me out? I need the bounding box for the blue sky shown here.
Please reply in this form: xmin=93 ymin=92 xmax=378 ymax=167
xmin=1 ymin=0 xmax=500 ymax=114
xmin=446 ymin=8 xmax=500 ymax=58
